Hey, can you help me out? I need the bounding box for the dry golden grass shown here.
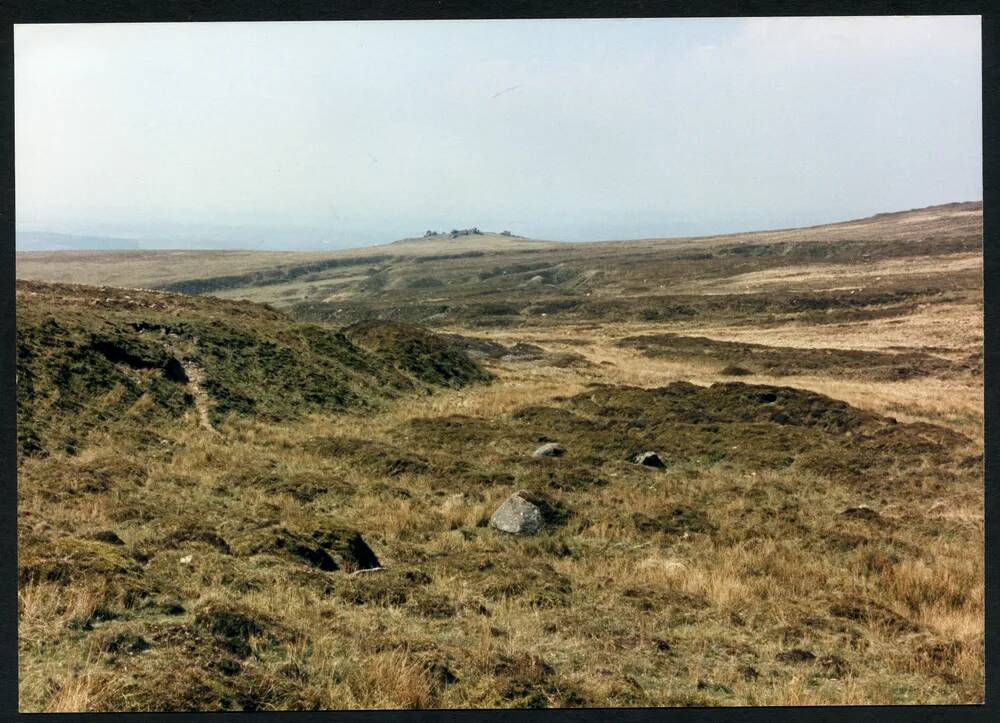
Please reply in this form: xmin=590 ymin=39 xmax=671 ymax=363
xmin=18 ymin=318 xmax=983 ymax=706
xmin=672 ymin=252 xmax=982 ymax=295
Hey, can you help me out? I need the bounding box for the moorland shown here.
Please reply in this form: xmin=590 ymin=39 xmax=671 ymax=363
xmin=16 ymin=202 xmax=983 ymax=710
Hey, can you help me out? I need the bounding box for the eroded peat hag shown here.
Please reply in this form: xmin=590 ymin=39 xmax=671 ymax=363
xmin=17 ymin=203 xmax=983 ymax=710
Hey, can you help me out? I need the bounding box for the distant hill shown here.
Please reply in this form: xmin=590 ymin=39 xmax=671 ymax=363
xmin=14 ymin=202 xmax=982 ymax=309
xmin=389 ymin=230 xmax=556 ymax=251
xmin=17 ymin=231 xmax=146 ymax=251
xmin=15 ymin=229 xmax=357 ymax=252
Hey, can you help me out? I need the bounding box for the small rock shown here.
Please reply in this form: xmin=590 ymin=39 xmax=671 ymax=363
xmin=532 ymin=442 xmax=565 ymax=458
xmin=490 ymin=491 xmax=544 ymax=535
xmin=179 ymin=555 xmax=193 ymax=565
xmin=631 ymin=451 xmax=666 ymax=469
xmin=527 ymin=275 xmax=544 ymax=284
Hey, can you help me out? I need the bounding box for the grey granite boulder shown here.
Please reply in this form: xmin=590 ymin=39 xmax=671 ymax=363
xmin=490 ymin=491 xmax=544 ymax=535
xmin=632 ymin=451 xmax=666 ymax=469
xmin=532 ymin=442 xmax=565 ymax=458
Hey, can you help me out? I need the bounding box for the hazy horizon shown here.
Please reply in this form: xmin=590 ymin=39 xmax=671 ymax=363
xmin=16 ymin=17 xmax=982 ymax=251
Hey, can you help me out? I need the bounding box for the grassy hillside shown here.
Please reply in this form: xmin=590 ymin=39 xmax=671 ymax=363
xmin=16 ymin=281 xmax=490 ymax=457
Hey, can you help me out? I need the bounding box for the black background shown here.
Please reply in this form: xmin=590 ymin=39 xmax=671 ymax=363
xmin=0 ymin=2 xmax=994 ymax=722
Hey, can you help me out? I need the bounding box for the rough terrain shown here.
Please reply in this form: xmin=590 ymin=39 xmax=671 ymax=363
xmin=17 ymin=202 xmax=983 ymax=710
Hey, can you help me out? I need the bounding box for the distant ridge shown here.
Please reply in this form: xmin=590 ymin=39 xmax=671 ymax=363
xmin=16 ymin=230 xmax=145 ymax=251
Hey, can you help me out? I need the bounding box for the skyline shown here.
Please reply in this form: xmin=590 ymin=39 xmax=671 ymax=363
xmin=16 ymin=16 xmax=982 ymax=250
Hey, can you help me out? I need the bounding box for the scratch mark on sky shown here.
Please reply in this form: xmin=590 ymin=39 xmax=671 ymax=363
xmin=492 ymin=85 xmax=520 ymax=98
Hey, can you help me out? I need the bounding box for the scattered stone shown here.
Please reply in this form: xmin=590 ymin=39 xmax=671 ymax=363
xmin=776 ymin=648 xmax=816 ymax=664
xmin=841 ymin=505 xmax=880 ymax=521
xmin=532 ymin=442 xmax=565 ymax=458
xmin=631 ymin=451 xmax=666 ymax=469
xmin=490 ymin=491 xmax=544 ymax=535
xmin=179 ymin=555 xmax=193 ymax=565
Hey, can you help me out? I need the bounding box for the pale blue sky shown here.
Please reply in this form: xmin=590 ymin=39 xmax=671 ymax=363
xmin=15 ymin=17 xmax=982 ymax=249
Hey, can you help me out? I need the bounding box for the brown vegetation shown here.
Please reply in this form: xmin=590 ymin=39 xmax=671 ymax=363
xmin=17 ymin=203 xmax=983 ymax=710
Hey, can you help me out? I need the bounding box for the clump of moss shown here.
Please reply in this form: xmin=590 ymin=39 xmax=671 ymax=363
xmin=193 ymin=602 xmax=272 ymax=657
xmin=98 ymin=607 xmax=317 ymax=712
xmin=160 ymin=522 xmax=231 ymax=554
xmin=829 ymin=596 xmax=919 ymax=633
xmin=18 ymin=536 xmax=144 ymax=585
xmin=91 ymin=626 xmax=151 ymax=657
xmin=337 ymin=568 xmax=430 ymax=607
xmin=487 ymin=652 xmax=588 ymax=708
xmin=475 ymin=557 xmax=574 ymax=608
xmin=632 ymin=504 xmax=717 ymax=538
xmin=305 ymin=436 xmax=432 ymax=477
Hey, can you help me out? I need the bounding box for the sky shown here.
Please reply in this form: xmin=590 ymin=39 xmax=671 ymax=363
xmin=15 ymin=16 xmax=982 ymax=249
